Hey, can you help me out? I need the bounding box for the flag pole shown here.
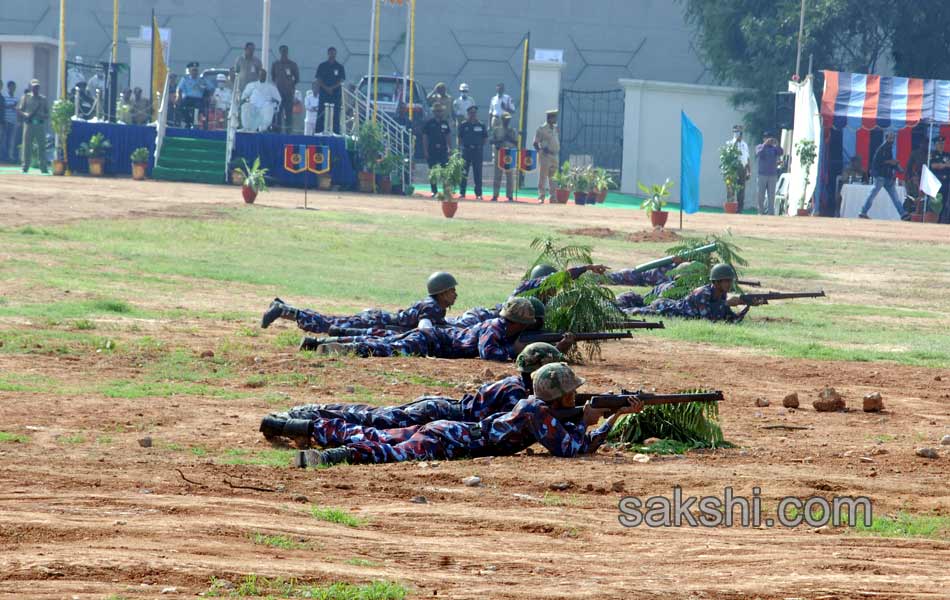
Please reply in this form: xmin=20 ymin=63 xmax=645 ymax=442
xmin=58 ymin=0 xmax=67 ymax=99
xmin=261 ymin=0 xmax=271 ymax=75
xmin=112 ymin=0 xmax=119 ymax=63
xmin=365 ymin=0 xmax=377 ymax=118
xmin=515 ymin=33 xmax=529 ymax=201
xmin=149 ymin=9 xmax=154 ymax=108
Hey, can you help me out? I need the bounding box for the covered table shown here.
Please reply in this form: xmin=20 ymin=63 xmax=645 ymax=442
xmin=839 ymin=183 xmax=906 ymax=220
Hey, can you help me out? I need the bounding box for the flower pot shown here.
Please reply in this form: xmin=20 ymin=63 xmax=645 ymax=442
xmin=378 ymin=175 xmax=393 ymax=194
xmin=574 ymin=191 xmax=588 ymax=205
xmin=231 ymin=169 xmax=245 ymax=186
xmin=242 ymin=186 xmax=257 ymax=204
xmin=554 ymin=188 xmax=571 ymax=204
xmin=596 ymin=189 xmax=608 ymax=203
xmin=924 ymin=211 xmax=939 ymax=223
xmin=441 ymin=200 xmax=458 ymax=218
xmin=132 ymin=162 xmax=147 ymax=181
xmin=650 ymin=210 xmax=669 ymax=228
xmin=88 ymin=157 xmax=105 ymax=177
xmin=723 ymin=201 xmax=739 ymax=214
xmin=52 ymin=159 xmax=67 ymax=176
xmin=318 ymin=175 xmax=332 ymax=190
xmin=796 ymin=208 xmax=810 ymax=216
xmin=358 ymin=170 xmax=375 ymax=193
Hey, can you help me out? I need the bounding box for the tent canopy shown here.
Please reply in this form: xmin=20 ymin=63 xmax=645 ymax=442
xmin=821 ymin=70 xmax=950 ymax=130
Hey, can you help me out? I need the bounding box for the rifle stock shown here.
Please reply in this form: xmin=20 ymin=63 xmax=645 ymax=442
xmin=630 ymin=242 xmax=717 ymax=274
xmin=604 ymin=321 xmax=665 ymax=330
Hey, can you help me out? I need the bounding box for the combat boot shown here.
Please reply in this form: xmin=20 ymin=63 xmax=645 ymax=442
xmin=281 ymin=418 xmax=313 ymax=445
xmin=259 ymin=412 xmax=290 ymax=439
xmin=299 ymin=336 xmax=323 ymax=351
xmin=295 ymin=447 xmax=354 ymax=468
xmin=261 ymin=297 xmax=298 ymax=328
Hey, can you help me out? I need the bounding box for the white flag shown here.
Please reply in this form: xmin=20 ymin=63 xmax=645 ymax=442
xmin=921 ymin=164 xmax=942 ymax=198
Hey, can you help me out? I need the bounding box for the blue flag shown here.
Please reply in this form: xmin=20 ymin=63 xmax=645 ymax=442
xmin=680 ymin=111 xmax=703 ymax=214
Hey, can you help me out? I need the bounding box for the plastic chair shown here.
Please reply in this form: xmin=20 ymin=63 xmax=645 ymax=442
xmin=774 ymin=173 xmax=790 ymax=215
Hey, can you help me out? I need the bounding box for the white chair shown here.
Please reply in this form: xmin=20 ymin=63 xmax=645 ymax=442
xmin=774 ymin=173 xmax=790 ymax=215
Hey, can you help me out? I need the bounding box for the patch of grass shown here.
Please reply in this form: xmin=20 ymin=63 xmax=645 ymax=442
xmin=249 ymin=532 xmax=311 ymax=550
xmin=745 ymin=267 xmax=824 ymax=280
xmin=96 ymin=435 xmax=113 ymax=445
xmin=0 ymin=431 xmax=29 ymax=444
xmin=379 ymin=370 xmax=455 ymax=388
xmin=98 ymin=379 xmax=243 ymax=400
xmin=238 ymin=326 xmax=261 ymax=338
xmin=191 ymin=445 xmax=209 ymax=457
xmin=58 ymin=434 xmax=86 ymax=444
xmin=344 ymin=558 xmax=381 ymax=567
xmin=542 ymin=492 xmax=580 ymax=507
xmin=851 ymin=512 xmax=950 ymax=540
xmin=623 ymin=439 xmax=730 ymax=455
xmin=165 ymin=442 xmax=185 ymax=452
xmin=219 ymin=448 xmax=296 ymax=468
xmin=71 ymin=318 xmax=96 ymax=330
xmin=272 ymin=330 xmax=302 ymax=349
xmin=310 ymin=505 xmax=366 ymax=528
xmin=869 ymin=434 xmax=896 ymax=443
xmin=207 ymin=575 xmax=406 ymax=599
xmin=91 ymin=298 xmax=132 ymax=313
xmin=0 ymin=373 xmax=62 ymax=393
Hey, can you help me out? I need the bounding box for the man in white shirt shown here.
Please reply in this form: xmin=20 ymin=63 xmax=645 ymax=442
xmin=240 ymin=70 xmax=281 ymax=133
xmin=453 ymin=83 xmax=475 ymax=128
xmin=728 ymin=124 xmax=751 ymax=212
xmin=212 ymin=74 xmax=233 ymax=111
xmin=489 ymin=82 xmax=515 ymax=128
xmin=66 ymin=56 xmax=86 ymax=93
xmin=304 ymin=82 xmax=320 ymax=135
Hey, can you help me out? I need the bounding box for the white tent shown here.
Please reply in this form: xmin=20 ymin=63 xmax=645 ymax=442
xmin=782 ymin=75 xmax=821 ymax=215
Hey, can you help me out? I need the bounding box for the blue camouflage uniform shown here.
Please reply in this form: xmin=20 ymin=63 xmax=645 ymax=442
xmin=446 ymin=304 xmax=503 ymax=328
xmin=514 ymin=265 xmax=674 ymax=311
xmin=295 ymin=295 xmax=447 ymax=333
xmin=287 ymin=375 xmax=528 ymax=427
xmin=309 ymin=396 xmax=612 ymax=463
xmin=334 ymin=317 xmax=519 ymax=361
xmin=623 ymin=283 xmax=738 ymax=322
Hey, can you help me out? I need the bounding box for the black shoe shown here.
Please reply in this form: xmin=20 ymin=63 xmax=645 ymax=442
xmin=295 ymin=447 xmax=352 ymax=468
xmin=259 ymin=413 xmax=290 ymax=439
xmin=21 ymin=168 xmax=28 ymax=173
xmin=900 ymin=213 xmax=912 ymax=221
xmin=282 ymin=418 xmax=313 ymax=442
xmin=261 ymin=297 xmax=287 ymax=328
xmin=299 ymin=336 xmax=323 ymax=351
xmin=507 ymin=196 xmax=514 ymax=202
xmin=858 ymin=213 xmax=870 ymax=219
xmin=490 ymin=196 xmax=498 ymax=202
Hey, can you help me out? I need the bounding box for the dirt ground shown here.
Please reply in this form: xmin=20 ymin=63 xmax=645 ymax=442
xmin=1 ymin=175 xmax=949 ymax=599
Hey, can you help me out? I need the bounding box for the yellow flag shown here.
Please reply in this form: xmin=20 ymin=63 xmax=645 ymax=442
xmin=151 ymin=15 xmax=168 ymax=120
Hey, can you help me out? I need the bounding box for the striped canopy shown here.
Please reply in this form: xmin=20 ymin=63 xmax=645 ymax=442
xmin=821 ymin=70 xmax=950 ymax=130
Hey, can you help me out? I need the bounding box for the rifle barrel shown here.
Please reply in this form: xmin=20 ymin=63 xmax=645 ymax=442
xmin=605 ymin=321 xmax=666 ymax=330
xmin=630 ymin=242 xmax=717 ymax=274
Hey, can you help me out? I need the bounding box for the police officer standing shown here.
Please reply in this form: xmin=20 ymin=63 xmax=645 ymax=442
xmin=17 ymin=78 xmax=49 ymax=173
xmin=491 ymin=112 xmax=517 ymax=202
xmin=930 ymin=136 xmax=950 ymax=223
xmin=458 ymin=105 xmax=487 ymax=200
xmin=422 ymin=105 xmax=452 ymax=197
xmin=533 ymin=109 xmax=560 ymax=203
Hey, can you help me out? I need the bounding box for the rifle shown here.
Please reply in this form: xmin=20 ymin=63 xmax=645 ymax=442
xmin=738 ymin=290 xmax=825 ymax=305
xmin=327 ymin=325 xmax=407 ymax=336
xmin=553 ymin=389 xmax=725 ymax=421
xmin=517 ymin=331 xmax=633 ymax=345
xmin=604 ymin=320 xmax=666 ymax=330
xmin=736 ymin=279 xmax=761 ymax=287
xmin=629 ymin=242 xmax=717 ymax=274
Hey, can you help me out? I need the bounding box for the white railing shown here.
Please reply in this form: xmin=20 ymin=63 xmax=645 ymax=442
xmin=153 ymin=73 xmax=172 ymax=164
xmin=224 ymin=84 xmax=240 ymax=182
xmin=342 ymin=86 xmax=414 ymax=191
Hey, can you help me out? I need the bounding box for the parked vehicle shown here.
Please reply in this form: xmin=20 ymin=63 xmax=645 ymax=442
xmin=356 ymin=76 xmax=429 ymax=129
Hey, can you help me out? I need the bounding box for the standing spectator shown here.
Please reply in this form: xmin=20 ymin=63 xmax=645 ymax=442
xmin=315 ymin=47 xmax=345 ymax=134
xmin=304 ymin=82 xmax=320 ymax=135
xmin=422 ymin=105 xmax=451 ymax=197
xmin=116 ymin=88 xmax=133 ymax=123
xmin=427 ymin=82 xmax=451 ymax=118
xmin=240 ymin=69 xmax=281 ymax=133
xmin=533 ymin=109 xmax=560 ymax=203
xmin=929 ymin=136 xmax=950 ymax=223
xmin=489 ymin=82 xmax=515 ymax=128
xmin=728 ymin=125 xmax=750 ymax=212
xmin=271 ymin=45 xmax=299 ymax=134
xmin=86 ymin=68 xmax=105 ymax=101
xmin=66 ymin=56 xmax=86 ymax=93
xmin=903 ymin=137 xmax=928 ymax=202
xmin=211 ymin=74 xmax=233 ymax=129
xmin=453 ymin=83 xmax=474 ymax=128
xmin=859 ymin=131 xmax=909 ymax=220
xmin=458 ymin=105 xmax=487 ymax=200
xmin=17 ymin=79 xmax=49 ymax=173
xmin=491 ymin=112 xmax=517 ymax=202
xmin=1 ymin=81 xmax=18 ymax=162
xmin=176 ymin=62 xmax=210 ymax=128
xmin=130 ymin=87 xmax=151 ymax=125
xmin=755 ymin=131 xmax=784 ymax=215
xmin=233 ymin=42 xmax=263 ymax=96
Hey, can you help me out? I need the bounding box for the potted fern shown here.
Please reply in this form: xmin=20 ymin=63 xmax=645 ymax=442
xmin=76 ymin=132 xmax=112 ymax=176
xmin=240 ymin=157 xmax=268 ymax=204
xmin=130 ymin=147 xmax=149 ymax=180
xmin=50 ymin=98 xmax=75 ymax=176
xmin=795 ymin=139 xmax=816 ymax=216
xmin=428 ymin=150 xmax=465 ymax=217
xmin=719 ymin=142 xmax=744 ymax=214
xmin=355 ymin=121 xmax=384 ymax=193
xmin=377 ymin=152 xmax=403 ymax=195
xmin=551 ymin=161 xmax=572 ymax=204
xmin=572 ymin=166 xmax=592 ymax=205
xmin=638 ymin=178 xmax=673 ymax=228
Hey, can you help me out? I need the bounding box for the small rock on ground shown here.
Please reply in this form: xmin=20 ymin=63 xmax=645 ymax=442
xmin=410 ymin=495 xmax=428 ymax=504
xmin=137 ymin=436 xmax=152 ymax=448
xmin=915 ymin=447 xmax=939 ymax=459
xmin=632 ymin=453 xmax=651 ymax=463
xmin=549 ymin=481 xmax=572 ymax=491
xmin=782 ymin=393 xmax=800 ymax=409
xmin=199 ymin=350 xmax=215 ymax=358
xmin=941 ymin=434 xmax=950 ymax=446
xmin=814 ymin=387 xmax=846 ymax=412
xmin=755 ymin=397 xmax=770 ymax=407
xmin=643 ymin=437 xmax=662 ymax=446
xmin=863 ymin=392 xmax=884 ymax=412
xmin=462 ymin=476 xmax=482 ymax=487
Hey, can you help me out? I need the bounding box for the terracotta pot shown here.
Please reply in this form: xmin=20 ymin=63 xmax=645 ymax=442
xmin=596 ymin=189 xmax=608 ymax=203
xmin=318 ymin=175 xmax=332 ymax=190
xmin=378 ymin=175 xmax=392 ymax=194
xmin=723 ymin=201 xmax=739 ymax=214
xmin=242 ymin=185 xmax=257 ymax=204
xmin=924 ymin=211 xmax=939 ymax=223
xmin=52 ymin=159 xmax=67 ymax=176
xmin=650 ymin=210 xmax=669 ymax=228
xmin=796 ymin=208 xmax=810 ymax=216
xmin=358 ymin=170 xmax=375 ymax=193
xmin=132 ymin=162 xmax=147 ymax=181
xmin=554 ymin=188 xmax=571 ymax=204
xmin=231 ymin=169 xmax=245 ymax=186
xmin=88 ymin=157 xmax=105 ymax=177
xmin=441 ymin=201 xmax=458 ymax=218
xmin=574 ymin=191 xmax=588 ymax=205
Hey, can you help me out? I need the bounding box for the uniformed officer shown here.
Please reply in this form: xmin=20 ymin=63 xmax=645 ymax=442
xmin=491 ymin=112 xmax=518 ymax=202
xmin=458 ymin=105 xmax=487 ymax=200
xmin=422 ymin=105 xmax=452 ymax=197
xmin=930 ymin=136 xmax=950 ymax=223
xmin=427 ymin=82 xmax=451 ymax=118
xmin=17 ymin=79 xmax=49 ymax=173
xmin=453 ymin=83 xmax=474 ymax=128
xmin=533 ymin=109 xmax=560 ymax=203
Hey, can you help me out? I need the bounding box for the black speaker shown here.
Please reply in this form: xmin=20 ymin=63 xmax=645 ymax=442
xmin=775 ymin=92 xmax=795 ymax=130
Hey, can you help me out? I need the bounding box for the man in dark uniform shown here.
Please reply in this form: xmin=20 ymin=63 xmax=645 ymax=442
xmin=422 ymin=105 xmax=451 ymax=197
xmin=315 ymin=46 xmax=345 ymax=133
xmin=271 ymin=45 xmax=299 ymax=134
xmin=458 ymin=104 xmax=487 ymax=200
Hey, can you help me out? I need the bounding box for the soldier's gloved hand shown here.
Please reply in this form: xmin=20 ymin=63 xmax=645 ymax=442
xmin=555 ymin=332 xmax=576 ymax=353
xmin=586 ymin=264 xmax=609 ymax=275
xmin=615 ymin=398 xmax=645 ymax=416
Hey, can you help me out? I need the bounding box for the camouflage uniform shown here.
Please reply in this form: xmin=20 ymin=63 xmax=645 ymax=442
xmin=295 ymin=296 xmax=446 ymax=334
xmin=608 ymin=265 xmax=676 ymax=309
xmin=446 ymin=304 xmax=503 ymax=328
xmin=623 ymin=283 xmax=738 ymax=322
xmin=333 ymin=317 xmax=520 ymax=361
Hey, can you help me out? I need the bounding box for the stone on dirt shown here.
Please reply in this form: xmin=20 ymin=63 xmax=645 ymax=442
xmin=549 ymin=481 xmax=572 ymax=491
xmin=481 ymin=368 xmax=495 ymax=380
xmin=137 ymin=436 xmax=152 ymax=448
xmin=410 ymin=496 xmax=428 ymax=504
xmin=755 ymin=397 xmax=770 ymax=407
xmin=813 ymin=387 xmax=845 ymax=412
xmin=160 ymin=587 xmax=177 ymax=594
xmin=863 ymin=392 xmax=884 ymax=412
xmin=611 ymin=480 xmax=625 ymax=492
xmin=292 ymin=495 xmax=308 ymax=503
xmin=915 ymin=447 xmax=939 ymax=459
xmin=633 ymin=453 xmax=651 ymax=463
xmin=199 ymin=350 xmax=214 ymax=358
xmin=782 ymin=392 xmax=800 ymax=408
xmin=643 ymin=437 xmax=661 ymax=446
xmin=941 ymin=435 xmax=950 ymax=446
xmin=462 ymin=476 xmax=482 ymax=487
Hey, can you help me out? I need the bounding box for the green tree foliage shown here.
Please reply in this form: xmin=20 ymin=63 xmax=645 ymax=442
xmin=608 ymin=390 xmax=725 ymax=448
xmin=644 ymin=233 xmax=748 ymax=303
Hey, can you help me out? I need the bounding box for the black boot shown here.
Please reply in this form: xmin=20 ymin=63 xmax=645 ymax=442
xmin=282 ymin=418 xmax=312 ymax=442
xmin=299 ymin=336 xmax=323 ymax=351
xmin=295 ymin=447 xmax=353 ymax=468
xmin=261 ymin=297 xmax=298 ymax=328
xmin=259 ymin=412 xmax=290 ymax=439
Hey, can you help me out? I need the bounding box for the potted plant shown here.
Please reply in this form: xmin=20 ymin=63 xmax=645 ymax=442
xmin=795 ymin=139 xmax=817 ymax=216
xmin=638 ymin=178 xmax=674 ymax=228
xmin=377 ymin=152 xmax=403 ymax=195
xmin=428 ymin=151 xmax=465 ymax=218
xmin=572 ymin=166 xmax=592 ymax=205
xmin=551 ymin=161 xmax=572 ymax=204
xmin=355 ymin=120 xmax=384 ymax=193
xmin=240 ymin=157 xmax=268 ymax=204
xmin=719 ymin=142 xmax=744 ymax=214
xmin=50 ymin=98 xmax=75 ymax=176
xmin=913 ymin=192 xmax=943 ymax=223
xmin=76 ymin=132 xmax=112 ymax=177
xmin=591 ymin=167 xmax=615 ymax=204
xmin=130 ymin=147 xmax=149 ymax=180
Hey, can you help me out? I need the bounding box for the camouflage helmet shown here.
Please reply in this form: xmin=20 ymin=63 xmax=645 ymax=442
xmin=426 ymin=271 xmax=458 ymax=296
xmin=530 ymin=264 xmax=558 ymax=280
xmin=527 ymin=297 xmax=546 ymax=321
xmin=709 ymin=263 xmax=737 ymax=282
xmin=531 ymin=362 xmax=586 ymax=402
xmin=499 ymin=297 xmax=535 ymax=325
xmin=515 ymin=342 xmax=564 ymax=374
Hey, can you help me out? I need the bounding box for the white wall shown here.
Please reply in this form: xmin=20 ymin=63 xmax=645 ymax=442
xmin=0 ymin=38 xmax=61 ymax=97
xmin=1 ymin=44 xmax=36 ymax=90
xmin=619 ymin=78 xmax=748 ymax=207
